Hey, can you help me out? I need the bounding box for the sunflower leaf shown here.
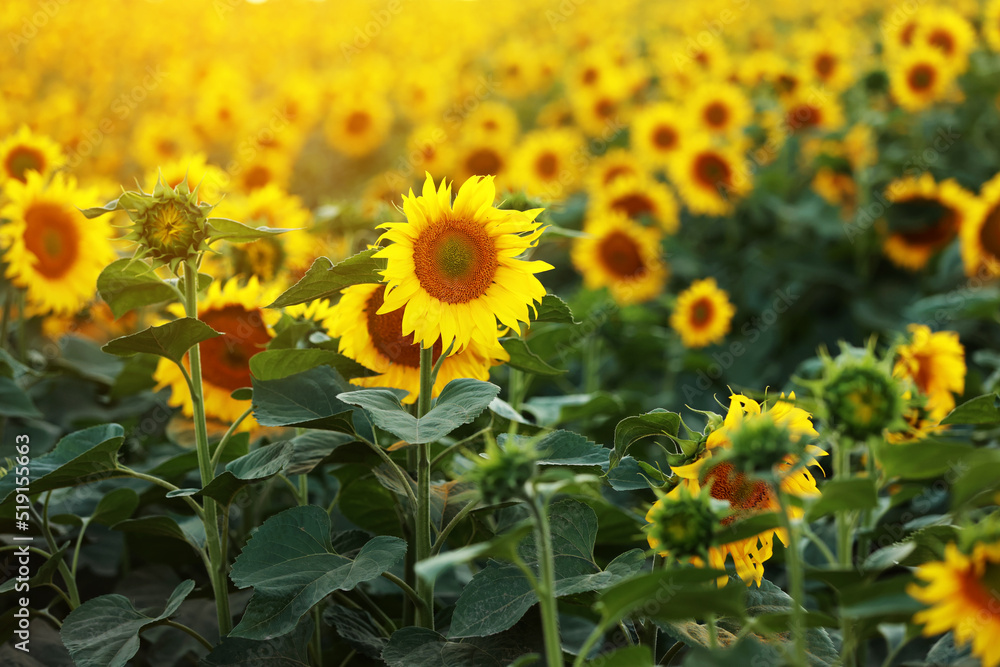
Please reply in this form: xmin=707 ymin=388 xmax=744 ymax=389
xmin=250 ymin=348 xmax=370 ymax=381
xmin=102 ymin=318 xmax=221 ymax=364
xmin=501 ymin=338 xmax=566 ymax=375
xmin=251 ymin=365 xmax=357 ymax=432
xmin=205 ymin=217 xmax=289 ymax=244
xmin=197 ymin=441 xmax=296 ymax=506
xmin=267 ymin=249 xmax=383 ymax=308
xmin=610 ymin=409 xmax=682 ymax=467
xmin=533 ymin=294 xmax=578 ymax=324
xmin=940 ymin=392 xmax=1000 ymax=425
xmin=97 ymin=259 xmax=178 ymax=318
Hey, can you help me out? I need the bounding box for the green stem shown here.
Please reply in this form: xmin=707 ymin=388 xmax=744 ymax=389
xmin=381 ymin=571 xmax=426 ymax=623
xmin=706 ymin=613 xmax=718 ymax=649
xmin=836 ymin=436 xmax=855 ymax=667
xmin=530 ymin=492 xmax=562 ymax=667
xmin=182 ymin=257 xmax=232 ymax=636
xmin=802 ymin=523 xmax=838 ymax=567
xmin=431 ymin=498 xmax=478 ymax=555
xmin=209 ymin=406 xmax=254 ymax=472
xmin=661 ymin=641 xmax=684 ymax=665
xmin=70 ymin=519 xmax=90 ymax=579
xmin=161 ymin=619 xmax=214 ymax=652
xmin=778 ymin=491 xmax=807 ymax=667
xmin=297 ymin=472 xmax=323 ymax=664
xmin=0 ymin=285 xmax=11 ymax=352
xmin=415 ymin=346 xmax=434 ymax=629
xmin=117 ymin=465 xmax=205 ymax=520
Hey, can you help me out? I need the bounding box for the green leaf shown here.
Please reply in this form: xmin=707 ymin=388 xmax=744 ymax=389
xmin=862 ymin=542 xmax=916 ymax=574
xmin=0 ymin=546 xmax=68 ymax=594
xmin=807 ymin=478 xmax=878 ymax=520
xmin=339 ymin=378 xmax=500 ymax=444
xmin=285 ymin=431 xmax=357 ymax=475
xmin=499 ymin=430 xmax=609 ymax=467
xmin=324 ymin=605 xmax=386 ymax=660
xmin=875 ymin=439 xmax=975 ymax=480
xmin=112 ymin=514 xmax=206 ymax=550
xmin=610 ymin=409 xmax=681 ymax=467
xmin=595 ymin=568 xmax=742 ymax=628
xmin=0 ymin=376 xmax=42 ymax=418
xmin=206 ymin=217 xmax=289 ymax=243
xmin=203 ymin=623 xmax=313 ymax=666
xmin=522 ymin=392 xmax=624 ymax=428
xmin=925 ymin=632 xmax=974 ymax=666
xmin=941 ymin=393 xmax=1000 ymax=425
xmin=583 ymin=645 xmax=654 ymax=666
xmin=268 ymin=250 xmax=383 ymax=308
xmin=102 ymin=318 xmax=221 ymax=364
xmin=250 ymin=348 xmax=370 ymax=381
xmin=382 ymin=627 xmax=534 ymax=667
xmin=60 ymin=579 xmax=194 ymax=667
xmin=198 ymin=442 xmax=295 ymax=506
xmin=0 ymin=424 xmax=126 ymax=505
xmin=229 ymin=505 xmax=407 ymax=639
xmin=605 ymin=456 xmax=653 ymax=491
xmin=251 ymin=365 xmax=356 ymax=431
xmin=97 ymin=259 xmax=178 ymax=319
xmin=534 ymin=294 xmax=578 ymax=324
xmin=838 ymin=575 xmax=924 ymax=621
xmin=501 ymin=338 xmax=566 ymax=376
xmin=416 ymin=522 xmax=533 ymax=584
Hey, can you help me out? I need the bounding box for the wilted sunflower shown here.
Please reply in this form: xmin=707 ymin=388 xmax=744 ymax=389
xmin=590 ymin=173 xmax=679 ymax=233
xmin=960 ymin=171 xmax=1000 ymax=277
xmin=669 ymin=135 xmax=750 ymax=217
xmin=670 ymin=278 xmax=736 ymax=349
xmin=0 ymin=172 xmax=114 ymax=315
xmin=375 ymin=174 xmax=551 ymax=351
xmin=909 ymin=542 xmax=1000 ymax=667
xmin=882 ymin=174 xmax=973 ymax=271
xmin=651 ymin=393 xmax=825 ymax=586
xmin=571 ymin=212 xmax=667 ymax=305
xmin=630 ymin=102 xmax=685 ymax=168
xmin=328 ymin=283 xmax=508 ymax=404
xmin=323 ymin=91 xmax=393 ymax=158
xmin=0 ymin=125 xmax=64 ymax=186
xmin=511 ymin=128 xmax=585 ymax=199
xmin=889 ymin=46 xmax=956 ymax=112
xmin=893 ymin=324 xmax=966 ymax=422
xmin=153 ymin=278 xmax=279 ymax=429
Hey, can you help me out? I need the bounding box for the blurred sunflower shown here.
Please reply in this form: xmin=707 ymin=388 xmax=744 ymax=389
xmin=889 ymin=46 xmax=956 ymax=112
xmin=669 ymin=135 xmax=750 ymax=217
xmin=590 ymin=173 xmax=679 ymax=233
xmin=687 ymin=83 xmax=752 ymax=138
xmin=0 ymin=172 xmax=114 ymax=315
xmin=153 ymin=278 xmax=279 ymax=429
xmin=145 ymin=153 xmax=227 ymax=204
xmin=812 ymin=168 xmax=856 ymax=218
xmin=914 ymin=7 xmax=975 ymax=72
xmin=909 ymin=542 xmax=1000 ymax=667
xmin=0 ymin=126 xmax=64 ymax=186
xmin=986 ymin=0 xmax=1000 ymax=52
xmin=406 ymin=124 xmax=456 ymax=180
xmin=464 ymin=102 xmax=520 ymax=147
xmin=585 ymin=149 xmax=643 ymax=193
xmin=630 ymin=102 xmax=685 ymax=168
xmin=511 ymin=128 xmax=585 ymax=199
xmin=893 ymin=324 xmax=966 ymax=422
xmin=328 ymin=283 xmax=508 ymax=404
xmin=375 ymin=174 xmax=551 ymax=351
xmin=131 ymin=112 xmax=198 ymax=170
xmin=780 ymin=91 xmax=844 ymax=135
xmin=569 ymin=86 xmax=628 ymax=137
xmin=882 ymin=174 xmax=973 ymax=270
xmin=362 ymin=171 xmax=410 ymax=219
xmin=797 ymin=25 xmax=856 ymax=92
xmin=650 ymin=393 xmax=824 ymax=586
xmin=670 ymin=278 xmax=736 ymax=348
xmin=323 ymin=92 xmax=393 ymax=158
xmin=454 ymin=139 xmax=509 ymax=188
xmin=960 ymin=172 xmax=1000 ymax=277
xmin=570 ymin=212 xmax=667 ymax=305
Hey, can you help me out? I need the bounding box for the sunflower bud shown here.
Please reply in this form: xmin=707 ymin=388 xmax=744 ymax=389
xmin=728 ymin=413 xmax=802 ymax=476
xmin=645 ymin=484 xmax=718 ymax=560
xmin=819 ymin=343 xmax=905 ymax=440
xmin=469 ymin=437 xmax=537 ymax=505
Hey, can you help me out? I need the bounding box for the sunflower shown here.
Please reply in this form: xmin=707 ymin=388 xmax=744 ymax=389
xmin=882 ymin=175 xmax=973 ymax=270
xmin=585 ymin=149 xmax=644 ymax=193
xmin=323 ymin=91 xmax=393 ymax=158
xmin=130 ymin=112 xmax=198 ymax=170
xmin=328 ymin=283 xmax=508 ymax=404
xmin=511 ymin=128 xmax=585 ymax=200
xmin=153 ymin=278 xmax=279 ymax=429
xmin=686 ymin=83 xmax=752 ymax=138
xmin=590 ymin=173 xmax=679 ymax=233
xmin=961 ymin=172 xmax=1000 ymax=277
xmin=375 ymin=174 xmax=551 ymax=351
xmin=893 ymin=324 xmax=966 ymax=422
xmin=0 ymin=172 xmax=114 ymax=315
xmin=454 ymin=140 xmax=509 ymax=190
xmin=669 ymin=135 xmax=750 ymax=217
xmin=670 ymin=278 xmax=736 ymax=348
xmin=145 ymin=153 xmax=227 ymax=204
xmin=569 ymin=86 xmax=628 ymax=137
xmin=986 ymin=0 xmax=1000 ymax=52
xmin=0 ymin=126 xmax=64 ymax=186
xmin=908 ymin=542 xmax=1000 ymax=667
xmin=463 ymin=102 xmax=520 ymax=147
xmin=889 ymin=46 xmax=957 ymax=113
xmin=406 ymin=124 xmax=456 ymax=180
xmin=570 ymin=212 xmax=667 ymax=305
xmin=780 ymin=91 xmax=844 ymax=135
xmin=797 ymin=25 xmax=856 ymax=92
xmin=630 ymin=102 xmax=685 ymax=169
xmin=913 ymin=7 xmax=976 ymax=72
xmin=812 ymin=168 xmax=857 ymax=218
xmin=649 ymin=393 xmax=825 ymax=586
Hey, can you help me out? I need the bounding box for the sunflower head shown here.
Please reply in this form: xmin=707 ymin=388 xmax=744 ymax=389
xmin=819 ymin=343 xmax=906 ymax=440
xmin=468 ymin=437 xmax=538 ymax=505
xmin=645 ymin=484 xmax=719 ymax=560
xmin=727 ymin=412 xmax=803 ymax=476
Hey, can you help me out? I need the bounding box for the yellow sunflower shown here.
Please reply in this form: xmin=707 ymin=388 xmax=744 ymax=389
xmin=961 ymin=172 xmax=1000 ymax=277
xmin=797 ymin=25 xmax=856 ymax=92
xmin=909 ymin=542 xmax=1000 ymax=667
xmin=590 ymin=173 xmax=679 ymax=233
xmin=812 ymin=169 xmax=857 ymax=219
xmin=670 ymin=278 xmax=736 ymax=348
xmin=686 ymin=83 xmax=752 ymax=138
xmin=893 ymin=324 xmax=966 ymax=422
xmin=375 ymin=174 xmax=551 ymax=351
xmin=648 ymin=393 xmax=825 ymax=586
xmin=153 ymin=277 xmax=279 ymax=430
xmin=669 ymin=135 xmax=750 ymax=217
xmin=328 ymin=283 xmax=508 ymax=404
xmin=569 ymin=86 xmax=629 ymax=137
xmin=454 ymin=140 xmax=510 ymax=190
xmin=0 ymin=172 xmax=114 ymax=315
xmin=130 ymin=112 xmax=198 ymax=170
xmin=585 ymin=149 xmax=644 ymax=194
xmin=630 ymin=103 xmax=685 ymax=169
xmin=511 ymin=128 xmax=585 ymax=200
xmin=986 ymin=0 xmax=1000 ymax=52
xmin=463 ymin=102 xmax=520 ymax=148
xmin=883 ymin=175 xmax=973 ymax=271
xmin=323 ymin=91 xmax=393 ymax=158
xmin=889 ymin=46 xmax=957 ymax=113
xmin=0 ymin=125 xmax=64 ymax=186
xmin=780 ymin=91 xmax=845 ymax=135
xmin=570 ymin=212 xmax=668 ymax=306
xmin=406 ymin=124 xmax=456 ymax=180
xmin=913 ymin=7 xmax=976 ymax=73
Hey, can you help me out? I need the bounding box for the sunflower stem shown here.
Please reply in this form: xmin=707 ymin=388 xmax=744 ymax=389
xmin=529 ymin=489 xmax=563 ymax=667
xmin=836 ymin=436 xmax=855 ymax=666
xmin=777 ymin=490 xmax=807 ymax=667
xmin=415 ymin=346 xmax=435 ymax=629
xmin=182 ymin=257 xmax=232 ymax=638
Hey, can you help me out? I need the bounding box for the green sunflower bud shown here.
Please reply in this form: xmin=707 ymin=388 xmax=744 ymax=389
xmin=819 ymin=342 xmax=905 ymax=440
xmin=469 ymin=437 xmax=537 ymax=505
xmin=646 ymin=484 xmax=718 ymax=559
xmin=728 ymin=413 xmax=801 ymax=475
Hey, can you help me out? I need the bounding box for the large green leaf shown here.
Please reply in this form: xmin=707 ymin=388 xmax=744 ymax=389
xmin=206 ymin=217 xmax=288 ymax=243
xmin=60 ymin=579 xmax=194 ymax=667
xmin=249 ymin=348 xmax=370 ymax=382
xmin=267 ymin=250 xmax=383 ymax=308
xmin=533 ymin=294 xmax=578 ymax=324
xmin=0 ymin=424 xmax=126 ymax=505
xmin=521 ymin=392 xmax=624 ymax=428
xmin=875 ymin=439 xmax=975 ymax=480
xmin=96 ymin=258 xmax=177 ymax=318
xmin=0 ymin=376 xmax=42 ymax=418
xmin=382 ymin=627 xmax=539 ymax=667
xmin=339 ymin=378 xmax=500 ymax=444
xmin=102 ymin=318 xmax=221 ymax=364
xmin=284 ymin=431 xmax=358 ymax=475
xmin=594 ymin=568 xmax=742 ymax=629
xmin=807 ymin=478 xmax=878 ymax=520
xmin=198 ymin=442 xmax=295 ymax=506
xmin=229 ymin=505 xmax=407 ymax=639
xmin=610 ymin=409 xmax=681 ymax=467
xmin=203 ymin=623 xmax=313 ymax=666
xmin=112 ymin=514 xmax=206 ymax=550
xmin=941 ymin=393 xmax=1000 ymax=425
xmin=501 ymin=338 xmax=566 ymax=376
xmin=499 ymin=430 xmax=610 ymax=468
xmin=251 ymin=365 xmax=356 ymax=431
xmin=449 ymin=500 xmax=645 ymax=638
xmin=324 ymin=605 xmax=386 ymax=660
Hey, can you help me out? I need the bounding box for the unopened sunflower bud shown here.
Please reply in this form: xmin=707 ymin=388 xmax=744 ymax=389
xmin=469 ymin=438 xmax=537 ymax=505
xmin=645 ymin=484 xmax=718 ymax=560
xmin=728 ymin=413 xmax=801 ymax=475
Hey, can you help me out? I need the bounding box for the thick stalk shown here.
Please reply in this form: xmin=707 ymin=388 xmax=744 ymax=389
xmin=183 ymin=258 xmax=232 ymax=637
xmin=778 ymin=491 xmax=807 ymax=667
xmin=836 ymin=437 xmax=855 ymax=666
xmin=415 ymin=346 xmax=434 ymax=628
xmin=530 ymin=494 xmax=562 ymax=667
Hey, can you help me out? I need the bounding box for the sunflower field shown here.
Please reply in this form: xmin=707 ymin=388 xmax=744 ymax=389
xmin=5 ymin=0 xmax=1000 ymax=665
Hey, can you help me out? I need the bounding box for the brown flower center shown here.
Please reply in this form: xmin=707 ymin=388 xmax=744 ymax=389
xmin=346 ymin=111 xmax=371 ymax=135
xmin=703 ymin=102 xmax=729 ymax=128
xmin=23 ymin=202 xmax=79 ymax=280
xmin=611 ymin=192 xmax=655 ymax=220
xmin=928 ymin=30 xmax=955 ymax=55
xmin=201 ymin=305 xmax=271 ymax=391
xmin=535 ymin=152 xmax=559 ymax=179
xmin=465 ymin=147 xmax=503 ymax=176
xmin=598 ymin=230 xmax=644 ymax=278
xmin=652 ymin=125 xmax=678 ymax=150
xmin=243 ymin=165 xmax=271 ymax=191
xmin=5 ymin=146 xmax=46 ymax=182
xmin=693 ymin=152 xmax=732 ymax=191
xmin=689 ymin=297 xmax=715 ymax=328
xmin=365 ymin=284 xmax=442 ymax=368
xmin=412 ymin=217 xmax=498 ymax=303
xmin=815 ymin=54 xmax=835 ymax=78
xmin=704 ymin=461 xmax=775 ymax=524
xmin=979 ymin=204 xmax=1000 ymax=261
xmin=908 ymin=64 xmax=936 ymax=91
xmin=786 ymin=104 xmax=821 ymax=132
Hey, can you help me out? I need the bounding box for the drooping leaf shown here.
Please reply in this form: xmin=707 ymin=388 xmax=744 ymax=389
xmin=102 ymin=318 xmax=221 ymax=364
xmin=941 ymin=393 xmax=1000 ymax=425
xmin=198 ymin=442 xmax=295 ymax=506
xmin=251 ymin=365 xmax=356 ymax=431
xmin=284 ymin=431 xmax=358 ymax=475
xmin=499 ymin=430 xmax=609 ymax=468
xmin=268 ymin=250 xmax=383 ymax=308
xmin=249 ymin=348 xmax=370 ymax=382
xmin=323 ymin=605 xmax=386 ymax=660
xmin=112 ymin=514 xmax=206 ymax=550
xmin=611 ymin=409 xmax=682 ymax=467
xmin=206 ymin=217 xmax=289 ymax=243
xmin=96 ymin=259 xmax=177 ymax=318
xmin=501 ymin=338 xmax=566 ymax=376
